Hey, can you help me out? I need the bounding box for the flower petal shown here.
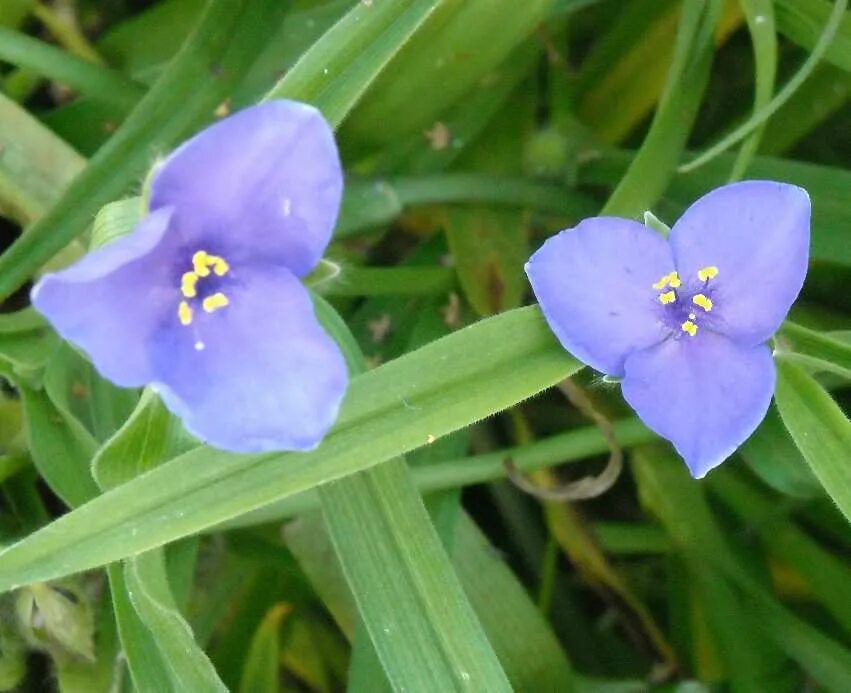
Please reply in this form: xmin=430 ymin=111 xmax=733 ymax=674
xmin=622 ymin=332 xmax=775 ymax=478
xmin=149 ymin=265 xmax=348 ymax=452
xmin=669 ymin=181 xmax=810 ymax=345
xmin=31 ymin=207 xmax=177 ymax=387
xmin=150 ymin=100 xmax=343 ymax=277
xmin=526 ymin=217 xmax=675 ymax=376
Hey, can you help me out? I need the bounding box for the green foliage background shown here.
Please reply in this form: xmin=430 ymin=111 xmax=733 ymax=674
xmin=0 ymin=0 xmax=850 ymax=690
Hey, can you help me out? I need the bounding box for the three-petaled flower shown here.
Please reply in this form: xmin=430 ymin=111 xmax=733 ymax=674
xmin=526 ymin=181 xmax=811 ymax=477
xmin=32 ymin=100 xmax=349 ymax=453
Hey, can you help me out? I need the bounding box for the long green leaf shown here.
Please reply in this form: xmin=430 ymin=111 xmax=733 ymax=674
xmin=0 ymin=306 xmax=579 ymax=591
xmin=265 ymin=0 xmax=443 ymax=127
xmin=602 ymin=0 xmax=724 ymax=216
xmin=320 ymin=460 xmax=511 ymax=691
xmin=775 ymin=361 xmax=851 ymax=522
xmin=0 ymin=27 xmax=144 ymax=108
xmin=729 ymin=0 xmax=777 ymax=180
xmin=125 ymin=550 xmax=227 ymax=691
xmin=0 ymin=91 xmax=84 ymax=225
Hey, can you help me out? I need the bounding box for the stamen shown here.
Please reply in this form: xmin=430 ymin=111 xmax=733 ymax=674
xmin=658 ymin=290 xmax=676 ymax=304
xmin=697 ymin=265 xmax=718 ymax=282
xmin=681 ymin=320 xmax=698 ymax=337
xmin=211 ymin=257 xmax=229 ymax=276
xmin=652 ymin=271 xmax=682 ymax=290
xmin=202 ymin=292 xmax=230 ymax=313
xmin=192 ymin=250 xmax=211 ymax=277
xmin=178 ymin=300 xmax=193 ymax=326
xmin=181 ymin=271 xmax=199 ymax=298
xmin=692 ymin=293 xmax=713 ymax=311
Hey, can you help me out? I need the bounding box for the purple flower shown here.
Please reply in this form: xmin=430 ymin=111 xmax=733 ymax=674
xmin=526 ymin=181 xmax=810 ymax=477
xmin=32 ymin=101 xmax=348 ymax=453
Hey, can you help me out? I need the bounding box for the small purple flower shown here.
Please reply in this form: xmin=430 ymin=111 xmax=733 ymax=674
xmin=32 ymin=101 xmax=348 ymax=453
xmin=526 ymin=181 xmax=810 ymax=477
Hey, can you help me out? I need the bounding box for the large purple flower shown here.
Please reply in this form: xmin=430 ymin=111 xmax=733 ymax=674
xmin=526 ymin=181 xmax=810 ymax=477
xmin=32 ymin=101 xmax=348 ymax=453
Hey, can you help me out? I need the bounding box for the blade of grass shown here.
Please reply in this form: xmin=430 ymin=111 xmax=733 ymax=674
xmin=602 ymin=0 xmax=724 ymax=216
xmin=729 ymin=0 xmax=777 ymax=180
xmin=775 ymin=361 xmax=851 ymax=522
xmin=264 ymin=0 xmax=443 ymax=127
xmin=0 ymin=27 xmax=144 ymax=109
xmin=0 ymin=306 xmax=580 ymax=591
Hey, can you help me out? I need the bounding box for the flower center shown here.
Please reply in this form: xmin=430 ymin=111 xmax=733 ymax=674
xmin=652 ymin=265 xmax=718 ymax=337
xmin=177 ymin=249 xmax=231 ymax=328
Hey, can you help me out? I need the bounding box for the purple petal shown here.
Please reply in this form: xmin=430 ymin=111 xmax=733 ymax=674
xmin=148 ymin=265 xmax=348 ymax=452
xmin=30 ymin=207 xmax=177 ymax=387
xmin=150 ymin=100 xmax=343 ymax=277
xmin=669 ymin=181 xmax=810 ymax=345
xmin=526 ymin=217 xmax=675 ymax=376
xmin=622 ymin=332 xmax=775 ymax=478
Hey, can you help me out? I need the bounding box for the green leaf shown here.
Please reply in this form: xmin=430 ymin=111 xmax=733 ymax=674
xmin=238 ymin=604 xmax=290 ymax=693
xmin=42 ymin=343 xmax=138 ymax=443
xmin=777 ymin=320 xmax=851 ymax=379
xmin=0 ymin=91 xmax=84 ymax=226
xmin=92 ymin=389 xmax=196 ymax=491
xmin=775 ymin=361 xmax=851 ymax=522
xmin=342 ymin=0 xmax=552 ymax=145
xmin=445 ymin=207 xmax=527 ymax=315
xmin=221 ymin=417 xmax=654 ymax=530
xmin=314 ymin=296 xmax=510 ymax=689
xmin=0 ymin=306 xmax=579 ymax=591
xmin=265 ymin=0 xmax=445 ymax=127
xmin=452 ymin=515 xmax=575 ymax=690
xmin=0 ymin=27 xmax=145 ymax=109
xmin=739 ymin=404 xmax=822 ymax=499
xmin=710 ymin=470 xmax=851 ymax=635
xmin=125 ymin=550 xmax=227 ymax=692
xmin=602 ymin=0 xmax=725 ymax=216
xmin=107 ymin=564 xmax=175 ymax=693
xmin=287 ymin=509 xmax=576 ymax=690
xmin=337 ymin=174 xmax=596 ymax=238
xmin=90 ymin=197 xmax=142 ymax=251
xmin=320 ymin=459 xmax=511 ymax=691
xmin=577 ymin=0 xmax=681 ymax=143
xmin=775 ymin=0 xmax=851 ymax=72
xmin=635 ymin=448 xmax=851 ymax=689
xmin=0 ymin=308 xmax=59 ymax=378
xmin=729 ymin=0 xmax=777 ymax=180
xmin=18 ymin=383 xmax=99 ymax=508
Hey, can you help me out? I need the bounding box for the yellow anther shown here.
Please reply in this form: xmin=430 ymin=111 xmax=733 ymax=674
xmin=192 ymin=250 xmax=211 ymax=277
xmin=211 ymin=256 xmax=229 ymax=276
xmin=652 ymin=271 xmax=681 ymax=290
xmin=178 ymin=300 xmax=193 ymax=326
xmin=658 ymin=290 xmax=676 ymax=305
xmin=181 ymin=271 xmax=199 ymax=298
xmin=681 ymin=319 xmax=698 ymax=337
xmin=697 ymin=265 xmax=718 ymax=282
xmin=692 ymin=293 xmax=713 ymax=312
xmin=202 ymin=292 xmax=230 ymax=313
